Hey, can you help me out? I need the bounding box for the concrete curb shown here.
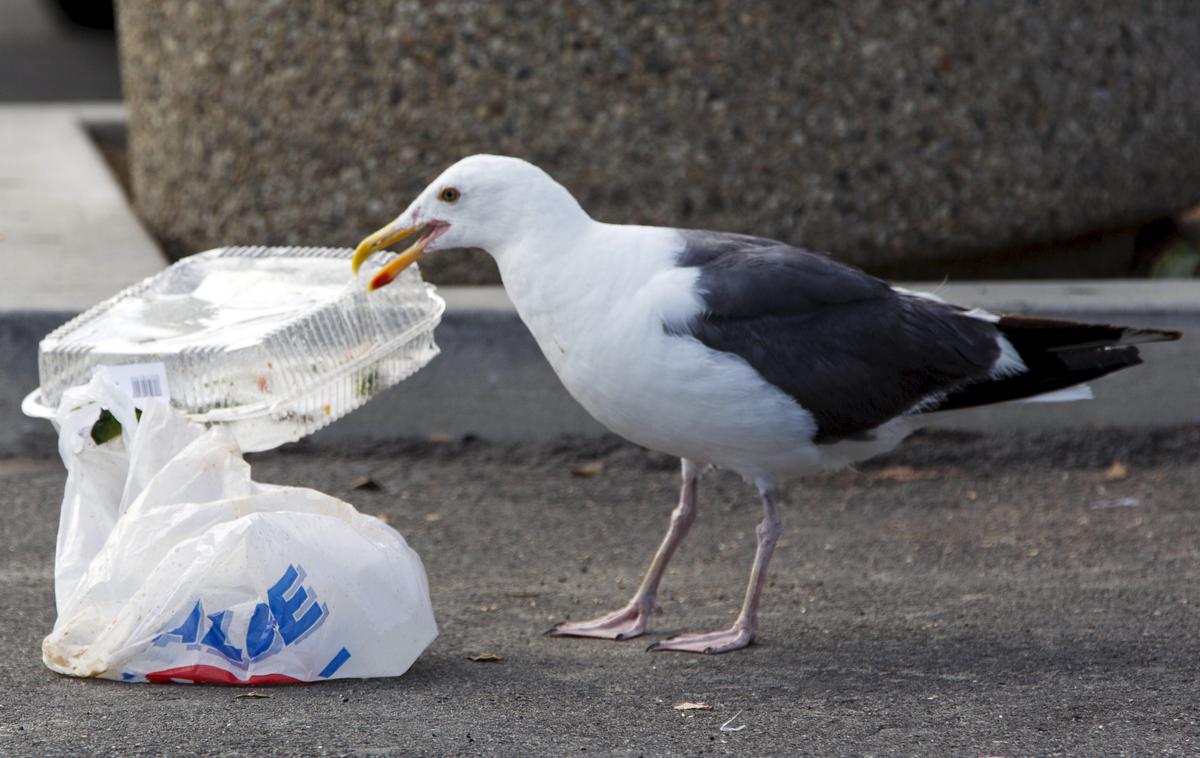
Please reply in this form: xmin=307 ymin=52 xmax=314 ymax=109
xmin=0 ymin=104 xmax=164 ymax=312
xmin=4 ymin=281 xmax=1197 ymax=456
xmin=1 ymin=311 xmax=73 ymax=456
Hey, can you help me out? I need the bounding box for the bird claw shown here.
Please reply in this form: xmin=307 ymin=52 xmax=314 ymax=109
xmin=544 ymin=601 xmax=651 ymax=641
xmin=646 ymin=625 xmax=754 ymax=654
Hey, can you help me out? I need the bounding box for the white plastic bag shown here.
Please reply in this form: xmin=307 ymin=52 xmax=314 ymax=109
xmin=43 ymin=373 xmax=437 ymax=684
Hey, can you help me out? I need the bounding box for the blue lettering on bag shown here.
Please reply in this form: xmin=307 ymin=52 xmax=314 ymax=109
xmin=245 ymin=602 xmax=277 ymax=660
xmin=154 ymin=600 xmax=203 ymax=647
xmin=152 ymin=564 xmax=335 ymax=670
xmin=268 ymin=564 xmax=326 ymax=645
xmin=200 ymin=610 xmax=244 ymax=663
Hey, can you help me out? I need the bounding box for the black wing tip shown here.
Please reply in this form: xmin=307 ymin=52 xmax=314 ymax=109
xmin=996 ymin=316 xmax=1182 ymax=350
xmin=922 ymin=341 xmax=1148 ymax=416
xmin=1124 ymin=327 xmax=1182 ymax=344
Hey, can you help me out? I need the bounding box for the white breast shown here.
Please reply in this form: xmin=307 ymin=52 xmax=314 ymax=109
xmin=493 ymin=222 xmax=855 ymax=482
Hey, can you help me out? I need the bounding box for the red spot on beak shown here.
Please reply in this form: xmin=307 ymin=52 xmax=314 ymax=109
xmin=370 ymin=270 xmax=396 ymax=290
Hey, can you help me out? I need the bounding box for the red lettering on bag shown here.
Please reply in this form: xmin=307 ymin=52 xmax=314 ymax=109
xmin=145 ymin=665 xmax=302 ymax=685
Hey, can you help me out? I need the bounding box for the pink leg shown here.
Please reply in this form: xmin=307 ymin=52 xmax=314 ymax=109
xmin=649 ymin=485 xmax=781 ymax=654
xmin=546 ymin=460 xmax=701 ymax=641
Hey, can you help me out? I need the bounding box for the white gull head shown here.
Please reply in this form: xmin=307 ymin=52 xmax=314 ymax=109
xmin=351 ymin=154 xmax=591 ymax=288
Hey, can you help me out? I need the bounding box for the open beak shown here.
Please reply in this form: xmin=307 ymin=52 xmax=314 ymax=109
xmin=351 ymin=221 xmax=444 ymax=290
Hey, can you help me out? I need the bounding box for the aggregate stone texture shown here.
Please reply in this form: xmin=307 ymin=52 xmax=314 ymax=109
xmin=117 ymin=1 xmax=1200 ymax=283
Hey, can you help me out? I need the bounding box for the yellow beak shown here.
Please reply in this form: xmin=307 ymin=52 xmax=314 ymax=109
xmin=351 ymin=222 xmax=432 ymax=291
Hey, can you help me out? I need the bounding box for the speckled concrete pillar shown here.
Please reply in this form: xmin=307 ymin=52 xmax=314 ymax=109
xmin=117 ymin=1 xmax=1200 ymax=282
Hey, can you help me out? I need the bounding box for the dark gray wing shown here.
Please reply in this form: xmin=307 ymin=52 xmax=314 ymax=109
xmin=672 ymin=230 xmax=1003 ymax=442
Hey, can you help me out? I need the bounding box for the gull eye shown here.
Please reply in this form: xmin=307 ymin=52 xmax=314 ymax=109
xmin=439 ymin=187 xmax=460 ymax=203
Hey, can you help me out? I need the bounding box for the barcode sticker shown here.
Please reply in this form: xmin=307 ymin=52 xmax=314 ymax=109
xmin=93 ymin=362 xmax=171 ymax=409
xmin=129 ymin=374 xmax=163 ymax=399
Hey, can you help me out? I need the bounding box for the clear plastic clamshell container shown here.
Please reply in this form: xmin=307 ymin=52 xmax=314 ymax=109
xmin=23 ymin=246 xmax=444 ymax=451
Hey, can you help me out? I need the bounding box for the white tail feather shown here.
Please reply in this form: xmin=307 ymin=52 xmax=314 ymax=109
xmin=1018 ymin=384 xmax=1094 ymax=403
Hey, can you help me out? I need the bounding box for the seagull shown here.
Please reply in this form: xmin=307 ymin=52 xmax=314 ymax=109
xmin=352 ymin=154 xmax=1180 ymax=654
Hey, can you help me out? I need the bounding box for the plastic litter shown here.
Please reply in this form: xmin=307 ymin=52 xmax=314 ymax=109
xmin=43 ymin=373 xmax=438 ymax=683
xmin=1089 ymin=497 xmax=1140 ymax=510
xmin=23 ymin=246 xmax=444 ymax=452
xmin=719 ymin=710 xmax=747 ymax=733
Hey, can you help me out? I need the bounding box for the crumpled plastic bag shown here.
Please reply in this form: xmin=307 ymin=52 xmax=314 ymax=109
xmin=43 ymin=373 xmax=437 ymax=684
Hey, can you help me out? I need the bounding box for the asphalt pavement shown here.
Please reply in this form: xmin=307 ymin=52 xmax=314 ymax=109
xmin=2 ymin=426 xmax=1200 ymax=755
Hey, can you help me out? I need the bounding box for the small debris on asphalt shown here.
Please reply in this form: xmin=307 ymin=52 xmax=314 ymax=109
xmin=466 ymin=653 xmax=504 ymax=663
xmin=673 ymin=701 xmax=713 ymax=711
xmin=874 ymin=465 xmax=938 ymax=482
xmin=349 ymin=475 xmax=382 ymax=491
xmin=424 ymin=512 xmax=443 ymax=523
xmin=233 ymin=692 xmax=271 ymax=700
xmin=1090 ymin=497 xmax=1140 ymax=510
xmin=570 ymin=460 xmax=605 ymax=478
xmin=1104 ymin=461 xmax=1129 ymax=481
xmin=719 ymin=710 xmax=747 ymax=732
